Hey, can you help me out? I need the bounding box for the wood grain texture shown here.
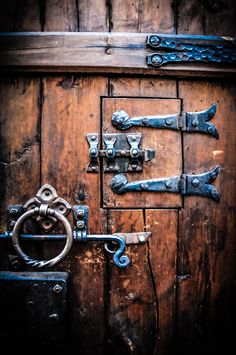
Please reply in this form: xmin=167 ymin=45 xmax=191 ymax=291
xmin=177 ymin=80 xmax=236 ymax=354
xmin=1 ymin=33 xmax=236 ymax=77
xmin=111 ymin=0 xmax=175 ymax=33
xmin=204 ymin=0 xmax=236 ymax=36
xmin=146 ymin=209 xmax=177 ymax=355
xmin=78 ymin=0 xmax=109 ymax=31
xmin=0 ymin=0 xmax=42 ymax=31
xmin=0 ymin=77 xmax=40 ymax=268
xmin=102 ymin=98 xmax=182 ymax=208
xmin=44 ymin=0 xmax=78 ymax=31
xmin=106 ymin=209 xmax=157 ymax=355
xmin=41 ymin=76 xmax=108 ymax=355
xmin=176 ymin=0 xmax=204 ymax=34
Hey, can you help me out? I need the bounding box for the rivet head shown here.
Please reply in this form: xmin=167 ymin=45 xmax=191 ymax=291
xmin=131 ymin=136 xmax=137 ymax=142
xmin=77 ymin=210 xmax=84 ymax=218
xmin=90 ymin=148 xmax=97 ymax=155
xmin=121 ymin=150 xmax=126 ymax=156
xmin=107 ymin=148 xmax=113 ymax=155
xmin=142 ymin=118 xmax=149 ymax=126
xmin=77 ymin=221 xmax=84 ymax=229
xmin=10 ymin=208 xmax=18 ymax=216
xmin=151 ymin=54 xmax=163 ymax=66
xmin=210 ymin=171 xmax=217 ymax=179
xmin=207 ymin=126 xmax=214 ymax=134
xmin=53 ymin=284 xmax=63 ymax=294
xmin=191 ymin=118 xmax=199 ymax=127
xmin=192 ymin=178 xmax=200 ymax=187
xmin=48 ymin=313 xmax=59 ymax=321
xmin=211 ymin=188 xmax=219 ymax=200
xmin=141 ymin=183 xmax=149 ymax=190
xmin=165 ymin=180 xmax=172 ymax=189
xmin=138 ymin=235 xmax=146 ymax=243
xmin=132 ymin=149 xmax=138 ymax=156
xmin=91 ymin=135 xmax=96 ymax=141
xmin=10 ymin=221 xmax=16 ymax=228
xmin=149 ymin=35 xmax=161 ymax=47
xmin=165 ymin=118 xmax=173 ymax=126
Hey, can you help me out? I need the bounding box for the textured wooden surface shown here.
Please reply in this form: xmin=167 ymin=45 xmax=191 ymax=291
xmin=1 ymin=32 xmax=236 ymax=77
xmin=0 ymin=1 xmax=235 ymax=355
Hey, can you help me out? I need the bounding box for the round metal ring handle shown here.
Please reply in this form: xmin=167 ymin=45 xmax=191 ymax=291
xmin=12 ymin=207 xmax=73 ymax=268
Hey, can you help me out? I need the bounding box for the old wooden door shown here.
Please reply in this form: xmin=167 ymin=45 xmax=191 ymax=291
xmin=0 ymin=1 xmax=236 ymax=355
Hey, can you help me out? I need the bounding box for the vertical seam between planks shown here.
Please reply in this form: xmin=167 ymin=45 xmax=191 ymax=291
xmin=175 ymin=209 xmax=180 ymax=354
xmin=39 ymin=0 xmax=46 ymax=31
xmin=144 ymin=209 xmax=159 ymax=355
xmin=107 ymin=0 xmax=112 ymax=32
xmin=104 ymin=209 xmax=112 ymax=355
xmin=75 ymin=0 xmax=80 ymax=32
xmin=38 ymin=77 xmax=44 ymax=188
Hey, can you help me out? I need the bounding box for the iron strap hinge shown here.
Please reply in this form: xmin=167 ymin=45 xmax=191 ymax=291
xmin=146 ymin=34 xmax=236 ymax=67
xmin=112 ymin=104 xmax=219 ymax=139
xmin=110 ymin=166 xmax=220 ymax=201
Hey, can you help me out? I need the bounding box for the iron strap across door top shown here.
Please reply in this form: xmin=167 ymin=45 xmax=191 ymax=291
xmin=146 ymin=34 xmax=236 ymax=67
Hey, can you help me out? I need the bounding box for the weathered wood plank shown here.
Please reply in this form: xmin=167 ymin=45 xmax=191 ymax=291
xmin=146 ymin=209 xmax=177 ymax=355
xmin=111 ymin=0 xmax=175 ymax=33
xmin=204 ymin=0 xmax=236 ymax=36
xmin=0 ymin=0 xmax=42 ymax=31
xmin=102 ymin=97 xmax=182 ymax=208
xmin=44 ymin=0 xmax=78 ymax=31
xmin=0 ymin=33 xmax=235 ymax=77
xmin=176 ymin=0 xmax=204 ymax=34
xmin=177 ymin=80 xmax=236 ymax=354
xmin=0 ymin=77 xmax=41 ymax=268
xmin=41 ymin=76 xmax=108 ymax=355
xmin=106 ymin=209 xmax=157 ymax=355
xmin=78 ymin=0 xmax=108 ymax=31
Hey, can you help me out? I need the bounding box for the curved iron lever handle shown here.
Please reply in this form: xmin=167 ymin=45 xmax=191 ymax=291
xmin=110 ymin=166 xmax=220 ymax=201
xmin=112 ymin=104 xmax=219 ymax=139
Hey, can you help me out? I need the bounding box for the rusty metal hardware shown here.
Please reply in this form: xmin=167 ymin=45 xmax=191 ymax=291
xmin=110 ymin=166 xmax=220 ymax=201
xmin=0 ymin=271 xmax=68 ymax=352
xmin=112 ymin=104 xmax=219 ymax=139
xmin=146 ymin=34 xmax=236 ymax=67
xmin=1 ymin=185 xmax=151 ymax=268
xmin=86 ymin=133 xmax=155 ymax=173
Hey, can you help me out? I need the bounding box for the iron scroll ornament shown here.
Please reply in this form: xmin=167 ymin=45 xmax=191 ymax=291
xmin=110 ymin=166 xmax=220 ymax=201
xmin=146 ymin=34 xmax=236 ymax=67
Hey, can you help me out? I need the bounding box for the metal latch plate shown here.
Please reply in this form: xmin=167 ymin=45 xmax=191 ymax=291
xmin=0 ymin=271 xmax=68 ymax=352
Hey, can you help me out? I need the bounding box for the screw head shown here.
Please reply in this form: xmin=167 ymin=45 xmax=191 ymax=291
xmin=77 ymin=221 xmax=84 ymax=229
xmin=10 ymin=220 xmax=16 ymax=228
xmin=91 ymin=135 xmax=97 ymax=141
xmin=210 ymin=171 xmax=217 ymax=179
xmin=90 ymin=148 xmax=97 ymax=156
xmin=53 ymin=284 xmax=63 ymax=294
xmin=211 ymin=188 xmax=219 ymax=200
xmin=121 ymin=150 xmax=126 ymax=156
xmin=192 ymin=178 xmax=200 ymax=187
xmin=131 ymin=136 xmax=137 ymax=142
